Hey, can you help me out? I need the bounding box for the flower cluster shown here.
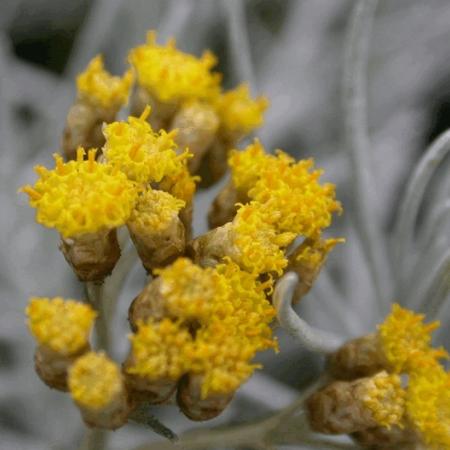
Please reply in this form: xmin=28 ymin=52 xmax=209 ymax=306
xmin=310 ymin=304 xmax=450 ymax=449
xmin=21 ymin=30 xmax=343 ymax=430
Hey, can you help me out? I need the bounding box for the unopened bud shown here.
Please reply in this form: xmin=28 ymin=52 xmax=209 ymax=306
xmin=177 ymin=374 xmax=233 ymax=421
xmin=59 ymin=229 xmax=121 ymax=282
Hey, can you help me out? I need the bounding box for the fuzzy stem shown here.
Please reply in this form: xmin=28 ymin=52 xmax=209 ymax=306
xmin=343 ymin=0 xmax=392 ymax=314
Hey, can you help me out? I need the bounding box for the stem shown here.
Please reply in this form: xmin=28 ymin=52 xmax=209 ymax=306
xmin=78 ymin=428 xmax=108 ymax=450
xmin=86 ymin=282 xmax=110 ymax=351
xmin=343 ymin=0 xmax=391 ymax=314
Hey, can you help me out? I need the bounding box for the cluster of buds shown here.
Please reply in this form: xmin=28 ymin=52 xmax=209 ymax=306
xmin=305 ymin=304 xmax=450 ymax=449
xmin=20 ymin=30 xmax=346 ymax=431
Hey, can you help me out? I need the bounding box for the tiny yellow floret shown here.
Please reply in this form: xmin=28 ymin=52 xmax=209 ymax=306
xmin=295 ymin=238 xmax=345 ymax=268
xmin=129 ymin=31 xmax=220 ymax=103
xmin=20 ymin=148 xmax=137 ymax=238
xmin=103 ymin=107 xmax=188 ymax=184
xmin=362 ymin=371 xmax=406 ymax=429
xmin=127 ymin=318 xmax=193 ymax=380
xmin=26 ymin=297 xmax=96 ymax=355
xmin=406 ymin=360 xmax=450 ymax=449
xmin=76 ymin=55 xmax=133 ymax=109
xmin=215 ymin=84 xmax=268 ymax=137
xmin=378 ymin=304 xmax=448 ymax=373
xmin=68 ymin=352 xmax=123 ymax=410
xmin=128 ymin=188 xmax=185 ymax=232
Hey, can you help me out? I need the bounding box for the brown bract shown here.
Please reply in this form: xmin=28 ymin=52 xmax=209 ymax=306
xmin=59 ymin=229 xmax=121 ymax=282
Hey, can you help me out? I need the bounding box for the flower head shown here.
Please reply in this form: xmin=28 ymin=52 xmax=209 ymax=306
xmin=377 ymin=304 xmax=448 ymax=373
xmin=26 ymin=297 xmax=96 ymax=355
xmin=76 ymin=55 xmax=133 ymax=109
xmin=68 ymin=352 xmax=123 ymax=410
xmin=232 ymin=203 xmax=295 ymax=275
xmin=20 ymin=148 xmax=137 ymax=238
xmin=129 ymin=31 xmax=220 ymax=103
xmin=128 ymin=188 xmax=185 ymax=232
xmin=406 ymin=359 xmax=450 ymax=449
xmin=294 ymin=237 xmax=345 ymax=268
xmin=155 ymin=258 xmax=228 ymax=321
xmin=362 ymin=371 xmax=406 ymax=429
xmin=103 ymin=107 xmax=186 ymax=184
xmin=215 ymin=84 xmax=268 ymax=137
xmin=127 ymin=318 xmax=193 ymax=380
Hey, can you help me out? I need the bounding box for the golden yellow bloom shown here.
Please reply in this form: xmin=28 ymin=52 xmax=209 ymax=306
xmin=232 ymin=203 xmax=295 ymax=275
xmin=76 ymin=55 xmax=133 ymax=109
xmin=68 ymin=352 xmax=123 ymax=410
xmin=362 ymin=371 xmax=406 ymax=428
xmin=159 ymin=162 xmax=199 ymax=204
xmin=20 ymin=148 xmax=137 ymax=238
xmin=228 ymin=141 xmax=341 ymax=238
xmin=127 ymin=318 xmax=193 ymax=380
xmin=103 ymin=107 xmax=187 ymax=184
xmin=129 ymin=31 xmax=220 ymax=103
xmin=378 ymin=304 xmax=448 ymax=373
xmin=155 ymin=258 xmax=228 ymax=321
xmin=215 ymin=84 xmax=268 ymax=137
xmin=26 ymin=297 xmax=96 ymax=355
xmin=129 ymin=188 xmax=185 ymax=232
xmin=294 ymin=237 xmax=345 ymax=267
xmin=190 ymin=328 xmax=261 ymax=398
xmin=228 ymin=139 xmax=279 ymax=192
xmin=406 ymin=359 xmax=450 ymax=449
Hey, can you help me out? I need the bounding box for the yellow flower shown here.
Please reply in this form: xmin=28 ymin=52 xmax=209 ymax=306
xmin=26 ymin=297 xmax=96 ymax=355
xmin=126 ymin=318 xmax=193 ymax=380
xmin=155 ymin=258 xmax=228 ymax=321
xmin=128 ymin=188 xmax=185 ymax=232
xmin=232 ymin=203 xmax=295 ymax=275
xmin=215 ymin=84 xmax=268 ymax=137
xmin=20 ymin=148 xmax=137 ymax=238
xmin=76 ymin=55 xmax=133 ymax=109
xmin=294 ymin=237 xmax=345 ymax=268
xmin=68 ymin=352 xmax=123 ymax=409
xmin=377 ymin=304 xmax=448 ymax=373
xmin=362 ymin=371 xmax=406 ymax=429
xmin=406 ymin=359 xmax=450 ymax=449
xmin=158 ymin=161 xmax=199 ymax=204
xmin=228 ymin=139 xmax=280 ymax=193
xmin=103 ymin=107 xmax=187 ymax=184
xmin=229 ymin=140 xmax=342 ymax=238
xmin=129 ymin=31 xmax=220 ymax=103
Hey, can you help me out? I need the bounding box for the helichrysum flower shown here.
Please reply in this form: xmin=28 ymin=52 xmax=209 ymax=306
xmin=20 ymin=148 xmax=137 ymax=238
xmin=229 ymin=140 xmax=342 ymax=238
xmin=26 ymin=297 xmax=96 ymax=356
xmin=362 ymin=371 xmax=406 ymax=429
xmin=68 ymin=351 xmax=123 ymax=410
xmin=128 ymin=31 xmax=220 ymax=103
xmin=378 ymin=303 xmax=448 ymax=373
xmin=155 ymin=258 xmax=228 ymax=321
xmin=215 ymin=84 xmax=268 ymax=138
xmin=103 ymin=106 xmax=192 ymax=187
xmin=129 ymin=188 xmax=185 ymax=232
xmin=76 ymin=55 xmax=133 ymax=109
xmin=406 ymin=359 xmax=450 ymax=449
xmin=127 ymin=318 xmax=193 ymax=381
xmin=232 ymin=202 xmax=296 ymax=275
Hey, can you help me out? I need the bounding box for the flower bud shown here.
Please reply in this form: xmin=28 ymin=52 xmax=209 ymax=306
xmin=59 ymin=229 xmax=121 ymax=282
xmin=177 ymin=374 xmax=233 ymax=421
xmin=171 ymin=101 xmax=219 ymax=174
xmin=68 ymin=352 xmax=132 ymax=429
xmin=352 ymin=426 xmax=421 ymax=449
xmin=26 ymin=297 xmax=96 ymax=390
xmin=306 ymin=372 xmax=405 ymax=435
